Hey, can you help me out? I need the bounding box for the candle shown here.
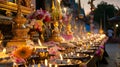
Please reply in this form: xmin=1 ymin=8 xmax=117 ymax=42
xmin=49 ymin=64 xmax=52 ymax=67
xmin=45 ymin=59 xmax=48 ymax=66
xmin=55 ymin=64 xmax=58 ymax=67
xmin=77 ymin=53 xmax=79 ymax=57
xmin=70 ymin=52 xmax=73 ymax=55
xmin=67 ymin=59 xmax=71 ymax=64
xmin=32 ymin=65 xmax=34 ymax=67
xmin=38 ymin=63 xmax=41 ymax=67
xmin=3 ymin=48 xmax=6 ymax=54
xmin=32 ymin=60 xmax=35 ymax=64
xmin=13 ymin=63 xmax=16 ymax=67
xmin=38 ymin=39 xmax=42 ymax=46
xmin=24 ymin=64 xmax=27 ymax=67
xmin=63 ymin=8 xmax=67 ymax=14
xmin=60 ymin=54 xmax=63 ymax=60
xmin=57 ymin=0 xmax=61 ymax=4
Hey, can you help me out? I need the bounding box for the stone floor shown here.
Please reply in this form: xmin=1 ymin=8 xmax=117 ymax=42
xmin=99 ymin=43 xmax=120 ymax=67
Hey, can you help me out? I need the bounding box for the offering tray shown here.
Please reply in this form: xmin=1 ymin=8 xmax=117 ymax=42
xmin=51 ymin=59 xmax=81 ymax=67
xmin=80 ymin=50 xmax=95 ymax=55
xmin=0 ymin=58 xmax=13 ymax=67
xmin=58 ymin=64 xmax=79 ymax=67
xmin=88 ymin=47 xmax=98 ymax=50
xmin=63 ymin=53 xmax=90 ymax=59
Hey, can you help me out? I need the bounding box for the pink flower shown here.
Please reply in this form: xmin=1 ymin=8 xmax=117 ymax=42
xmin=28 ymin=8 xmax=51 ymax=23
xmin=15 ymin=58 xmax=26 ymax=64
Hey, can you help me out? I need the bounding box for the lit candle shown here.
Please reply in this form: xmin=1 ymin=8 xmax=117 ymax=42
xmin=38 ymin=39 xmax=42 ymax=46
xmin=64 ymin=8 xmax=67 ymax=14
xmin=67 ymin=59 xmax=71 ymax=64
xmin=49 ymin=64 xmax=52 ymax=67
xmin=45 ymin=59 xmax=48 ymax=66
xmin=32 ymin=65 xmax=34 ymax=67
xmin=60 ymin=54 xmax=63 ymax=60
xmin=3 ymin=48 xmax=6 ymax=54
xmin=70 ymin=52 xmax=73 ymax=55
xmin=24 ymin=64 xmax=27 ymax=67
xmin=13 ymin=63 xmax=16 ymax=67
xmin=57 ymin=0 xmax=61 ymax=4
xmin=55 ymin=64 xmax=58 ymax=67
xmin=32 ymin=60 xmax=35 ymax=64
xmin=77 ymin=53 xmax=79 ymax=57
xmin=38 ymin=63 xmax=41 ymax=67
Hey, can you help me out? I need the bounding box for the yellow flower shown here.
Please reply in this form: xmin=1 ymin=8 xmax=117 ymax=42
xmin=36 ymin=20 xmax=43 ymax=26
xmin=13 ymin=46 xmax=32 ymax=59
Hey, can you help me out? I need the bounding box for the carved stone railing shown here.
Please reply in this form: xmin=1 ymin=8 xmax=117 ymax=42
xmin=0 ymin=2 xmax=32 ymax=15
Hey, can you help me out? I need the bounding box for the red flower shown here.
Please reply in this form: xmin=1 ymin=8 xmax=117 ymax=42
xmin=44 ymin=15 xmax=51 ymax=22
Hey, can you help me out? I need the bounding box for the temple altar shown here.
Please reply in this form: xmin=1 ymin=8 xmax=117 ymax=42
xmin=0 ymin=0 xmax=109 ymax=67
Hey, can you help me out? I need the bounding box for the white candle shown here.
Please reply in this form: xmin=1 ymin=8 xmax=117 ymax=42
xmin=45 ymin=59 xmax=48 ymax=66
xmin=49 ymin=64 xmax=52 ymax=67
xmin=67 ymin=59 xmax=71 ymax=64
xmin=55 ymin=64 xmax=58 ymax=67
xmin=60 ymin=54 xmax=63 ymax=60
xmin=64 ymin=8 xmax=67 ymax=14
xmin=70 ymin=52 xmax=73 ymax=55
xmin=38 ymin=39 xmax=42 ymax=46
xmin=77 ymin=53 xmax=79 ymax=57
xmin=2 ymin=48 xmax=6 ymax=54
xmin=57 ymin=0 xmax=61 ymax=4
xmin=13 ymin=63 xmax=16 ymax=67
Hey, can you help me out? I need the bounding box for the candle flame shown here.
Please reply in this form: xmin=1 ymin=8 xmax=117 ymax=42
xmin=55 ymin=64 xmax=58 ymax=67
xmin=71 ymin=52 xmax=73 ymax=55
xmin=49 ymin=64 xmax=52 ymax=67
xmin=67 ymin=59 xmax=71 ymax=64
xmin=38 ymin=39 xmax=42 ymax=46
xmin=77 ymin=53 xmax=79 ymax=57
xmin=2 ymin=48 xmax=6 ymax=54
xmin=64 ymin=8 xmax=67 ymax=13
xmin=62 ymin=37 xmax=65 ymax=41
xmin=45 ymin=59 xmax=48 ymax=66
xmin=57 ymin=0 xmax=61 ymax=4
xmin=60 ymin=54 xmax=63 ymax=60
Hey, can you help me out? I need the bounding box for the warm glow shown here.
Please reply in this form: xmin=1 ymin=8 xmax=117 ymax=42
xmin=2 ymin=48 xmax=6 ymax=54
xmin=116 ymin=24 xmax=119 ymax=27
xmin=63 ymin=7 xmax=67 ymax=13
xmin=60 ymin=54 xmax=63 ymax=60
xmin=55 ymin=64 xmax=58 ymax=67
xmin=49 ymin=64 xmax=52 ymax=67
xmin=32 ymin=65 xmax=34 ymax=67
xmin=67 ymin=59 xmax=71 ymax=63
xmin=57 ymin=0 xmax=61 ymax=4
xmin=62 ymin=37 xmax=65 ymax=42
xmin=77 ymin=36 xmax=80 ymax=41
xmin=38 ymin=39 xmax=42 ymax=46
xmin=45 ymin=59 xmax=48 ymax=66
xmin=71 ymin=52 xmax=73 ymax=55
xmin=38 ymin=63 xmax=40 ymax=67
xmin=77 ymin=53 xmax=79 ymax=57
